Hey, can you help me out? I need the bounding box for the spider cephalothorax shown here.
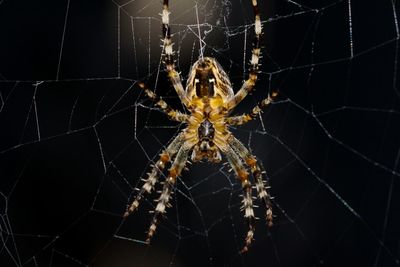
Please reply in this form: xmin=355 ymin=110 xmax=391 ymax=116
xmin=124 ymin=0 xmax=276 ymax=253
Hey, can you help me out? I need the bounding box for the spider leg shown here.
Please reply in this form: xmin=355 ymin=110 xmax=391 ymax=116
xmin=124 ymin=133 xmax=185 ymax=217
xmin=226 ymin=0 xmax=263 ymax=110
xmin=160 ymin=0 xmax=190 ymax=108
xmin=219 ymin=144 xmax=256 ymax=253
xmin=227 ymin=91 xmax=278 ymax=126
xmin=138 ymin=82 xmax=188 ymax=123
xmin=146 ymin=139 xmax=195 ymax=243
xmin=228 ymin=135 xmax=273 ymax=227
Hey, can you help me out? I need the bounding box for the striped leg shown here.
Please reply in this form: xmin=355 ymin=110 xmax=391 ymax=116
xmin=124 ymin=133 xmax=185 ymax=217
xmin=227 ymin=0 xmax=263 ymax=110
xmin=146 ymin=140 xmax=194 ymax=243
xmin=138 ymin=82 xmax=188 ymax=122
xmin=227 ymin=91 xmax=277 ymax=126
xmin=219 ymin=144 xmax=256 ymax=253
xmin=228 ymin=135 xmax=273 ymax=227
xmin=161 ymin=1 xmax=190 ymax=108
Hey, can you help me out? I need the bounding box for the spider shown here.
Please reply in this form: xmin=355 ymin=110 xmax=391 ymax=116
xmin=124 ymin=0 xmax=277 ymax=253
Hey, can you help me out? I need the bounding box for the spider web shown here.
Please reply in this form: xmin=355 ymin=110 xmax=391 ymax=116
xmin=1 ymin=0 xmax=400 ymax=266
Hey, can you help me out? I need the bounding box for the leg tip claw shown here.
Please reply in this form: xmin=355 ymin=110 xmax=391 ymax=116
xmin=239 ymin=246 xmax=249 ymax=254
xmin=240 ymin=228 xmax=254 ymax=254
xmin=266 ymin=208 xmax=273 ymax=227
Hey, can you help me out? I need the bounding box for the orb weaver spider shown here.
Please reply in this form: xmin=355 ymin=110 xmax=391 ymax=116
xmin=124 ymin=0 xmax=277 ymax=253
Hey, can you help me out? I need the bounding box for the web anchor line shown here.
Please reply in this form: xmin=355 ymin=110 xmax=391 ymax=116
xmin=195 ymin=2 xmax=204 ymax=60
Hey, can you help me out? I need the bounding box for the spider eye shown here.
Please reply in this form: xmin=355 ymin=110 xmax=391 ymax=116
xmin=208 ymin=78 xmax=215 ymax=96
xmin=194 ymin=78 xmax=200 ymax=84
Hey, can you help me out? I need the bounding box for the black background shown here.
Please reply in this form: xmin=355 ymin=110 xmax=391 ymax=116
xmin=1 ymin=0 xmax=400 ymax=266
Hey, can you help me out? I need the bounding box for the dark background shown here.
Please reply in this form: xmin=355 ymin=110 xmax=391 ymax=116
xmin=1 ymin=0 xmax=400 ymax=266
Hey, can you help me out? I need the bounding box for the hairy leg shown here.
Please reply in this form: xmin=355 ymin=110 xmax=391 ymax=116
xmin=228 ymin=135 xmax=273 ymax=226
xmin=226 ymin=0 xmax=263 ymax=110
xmin=146 ymin=139 xmax=195 ymax=242
xmin=138 ymin=82 xmax=188 ymax=122
xmin=227 ymin=91 xmax=277 ymax=126
xmin=161 ymin=0 xmax=190 ymax=108
xmin=124 ymin=133 xmax=185 ymax=217
xmin=219 ymin=144 xmax=256 ymax=253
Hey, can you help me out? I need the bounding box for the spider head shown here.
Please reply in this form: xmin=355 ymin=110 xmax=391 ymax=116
xmin=186 ymin=57 xmax=234 ymax=102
